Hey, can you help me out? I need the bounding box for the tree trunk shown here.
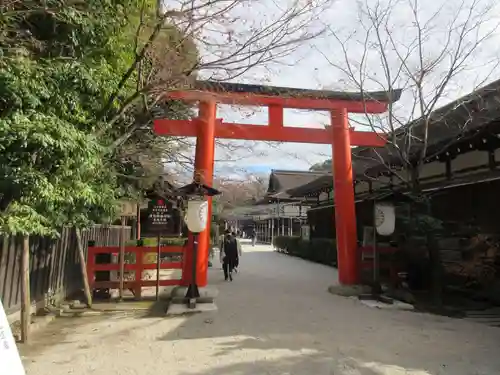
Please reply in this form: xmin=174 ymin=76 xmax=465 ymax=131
xmin=76 ymin=228 xmax=93 ymax=308
xmin=21 ymin=235 xmax=30 ymax=343
xmin=427 ymin=233 xmax=443 ymax=307
xmin=410 ymin=163 xmax=443 ymax=307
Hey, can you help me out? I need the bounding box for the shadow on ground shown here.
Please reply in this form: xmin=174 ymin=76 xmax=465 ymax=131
xmin=19 ymin=242 xmax=500 ymax=375
xmin=175 ymin=350 xmax=412 ymax=375
xmin=156 ymin=246 xmax=500 ymax=375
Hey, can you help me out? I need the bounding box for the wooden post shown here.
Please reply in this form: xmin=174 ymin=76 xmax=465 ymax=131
xmin=178 ymin=202 xmax=184 ymax=237
xmin=156 ymin=234 xmax=161 ymax=301
xmin=271 ymin=219 xmax=274 ymax=246
xmin=0 ymin=237 xmax=9 ymax=294
xmin=76 ymin=228 xmax=93 ymax=308
xmin=21 ymin=235 xmax=30 ymax=343
xmin=119 ymin=216 xmax=126 ymax=301
xmin=136 ymin=203 xmax=141 ymax=240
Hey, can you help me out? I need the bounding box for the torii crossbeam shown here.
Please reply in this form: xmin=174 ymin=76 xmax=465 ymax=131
xmin=154 ymin=81 xmax=402 ymax=286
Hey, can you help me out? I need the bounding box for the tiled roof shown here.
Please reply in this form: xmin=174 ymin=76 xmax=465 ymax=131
xmin=289 ymin=78 xmax=500 ymax=197
xmin=266 ymin=170 xmax=329 ymax=200
xmin=194 ymin=81 xmax=402 ymax=103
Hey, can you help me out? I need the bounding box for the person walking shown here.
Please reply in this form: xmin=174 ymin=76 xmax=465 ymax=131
xmin=220 ymin=230 xmax=239 ymax=281
xmin=232 ymin=231 xmax=242 ymax=273
xmin=251 ymin=227 xmax=257 ymax=247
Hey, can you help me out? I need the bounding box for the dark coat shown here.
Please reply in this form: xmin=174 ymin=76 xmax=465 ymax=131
xmin=221 ymin=235 xmax=239 ymax=262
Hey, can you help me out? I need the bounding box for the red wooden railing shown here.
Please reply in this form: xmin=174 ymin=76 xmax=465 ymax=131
xmin=87 ymin=244 xmax=186 ymax=299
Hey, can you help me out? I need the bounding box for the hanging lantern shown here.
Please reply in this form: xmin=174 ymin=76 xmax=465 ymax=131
xmin=184 ymin=198 xmax=209 ymax=233
xmin=374 ymin=202 xmax=396 ymax=236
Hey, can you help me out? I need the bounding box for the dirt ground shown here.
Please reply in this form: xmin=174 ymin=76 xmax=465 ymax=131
xmin=20 ymin=241 xmax=500 ymax=375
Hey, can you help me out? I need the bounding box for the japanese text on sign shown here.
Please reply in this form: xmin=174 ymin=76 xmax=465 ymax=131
xmin=148 ymin=204 xmax=171 ymax=226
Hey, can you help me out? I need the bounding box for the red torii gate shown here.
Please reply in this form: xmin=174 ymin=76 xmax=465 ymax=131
xmin=154 ymin=81 xmax=401 ymax=286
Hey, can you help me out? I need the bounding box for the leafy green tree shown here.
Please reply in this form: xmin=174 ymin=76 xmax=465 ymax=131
xmin=0 ymin=0 xmax=195 ymax=234
xmin=0 ymin=0 xmax=326 ymax=235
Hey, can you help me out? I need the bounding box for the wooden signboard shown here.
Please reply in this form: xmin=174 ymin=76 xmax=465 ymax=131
xmin=119 ymin=200 xmax=138 ymax=217
xmin=146 ymin=198 xmax=172 ymax=233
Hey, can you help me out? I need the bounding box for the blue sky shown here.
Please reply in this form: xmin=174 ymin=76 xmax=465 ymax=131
xmin=245 ymin=165 xmax=273 ymax=173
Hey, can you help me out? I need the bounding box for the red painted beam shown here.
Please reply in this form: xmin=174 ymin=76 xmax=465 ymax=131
xmin=153 ymin=119 xmax=386 ymax=147
xmin=92 ymin=280 xmax=181 ymax=289
xmin=167 ymin=91 xmax=388 ymax=114
xmin=91 ymin=262 xmax=182 ymax=271
xmin=142 ymin=262 xmax=182 ymax=270
xmin=88 ymin=246 xmax=185 ymax=255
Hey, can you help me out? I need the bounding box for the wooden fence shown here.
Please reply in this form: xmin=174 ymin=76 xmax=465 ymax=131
xmin=87 ymin=243 xmax=185 ymax=299
xmin=0 ymin=225 xmax=131 ymax=316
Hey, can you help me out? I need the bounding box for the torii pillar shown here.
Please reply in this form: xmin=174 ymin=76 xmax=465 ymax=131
xmin=330 ymin=107 xmax=357 ymax=284
xmin=154 ymin=81 xmax=401 ymax=286
xmin=182 ymin=101 xmax=216 ymax=288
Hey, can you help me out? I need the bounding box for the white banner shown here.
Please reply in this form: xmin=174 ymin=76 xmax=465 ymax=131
xmin=0 ymin=299 xmax=26 ymax=375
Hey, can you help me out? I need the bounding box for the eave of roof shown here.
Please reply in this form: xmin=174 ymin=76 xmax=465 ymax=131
xmin=287 ymin=175 xmax=332 ymax=197
xmin=308 ymin=169 xmax=500 ymax=211
xmin=194 ymin=81 xmax=403 ymax=103
xmin=354 ymin=78 xmax=500 ymax=164
xmin=302 ymin=78 xmax=500 ymax=187
xmin=144 ymin=179 xmax=179 ymax=199
xmin=266 ymin=170 xmax=328 ymax=198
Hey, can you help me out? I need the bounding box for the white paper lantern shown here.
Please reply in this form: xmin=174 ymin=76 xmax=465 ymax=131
xmin=374 ymin=202 xmax=396 ymax=236
xmin=184 ymin=199 xmax=209 ymax=233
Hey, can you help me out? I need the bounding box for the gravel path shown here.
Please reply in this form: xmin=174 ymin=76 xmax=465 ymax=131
xmin=21 ymin=241 xmax=500 ymax=375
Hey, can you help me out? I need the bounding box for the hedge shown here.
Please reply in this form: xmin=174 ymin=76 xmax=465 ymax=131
xmin=273 ymin=236 xmax=337 ymax=267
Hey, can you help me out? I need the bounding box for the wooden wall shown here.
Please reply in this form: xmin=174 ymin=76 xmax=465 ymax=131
xmin=308 ymin=147 xmax=500 ymax=239
xmin=314 ymin=146 xmax=496 ymax=202
xmin=0 ymin=225 xmax=130 ymax=317
xmin=309 ymin=180 xmax=500 ymax=241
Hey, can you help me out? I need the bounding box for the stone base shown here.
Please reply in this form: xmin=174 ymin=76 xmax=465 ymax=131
xmin=169 ymin=285 xmax=219 ymax=304
xmin=360 ymin=299 xmax=414 ymax=311
xmin=166 ymin=301 xmax=217 ymax=316
xmin=327 ymin=284 xmax=372 ymax=297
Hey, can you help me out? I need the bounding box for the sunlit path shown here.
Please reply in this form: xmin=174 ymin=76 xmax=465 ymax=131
xmin=22 ymin=241 xmax=500 ymax=375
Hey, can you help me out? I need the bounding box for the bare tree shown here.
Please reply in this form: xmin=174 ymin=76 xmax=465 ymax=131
xmin=103 ymin=0 xmax=327 ymax=127
xmin=214 ymin=173 xmax=268 ymax=213
xmin=104 ymin=0 xmax=328 ymax=191
xmin=322 ymin=0 xmax=499 ymax=186
xmin=320 ymin=0 xmax=500 ymax=304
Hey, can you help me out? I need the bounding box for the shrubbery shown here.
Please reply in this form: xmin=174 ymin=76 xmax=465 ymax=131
xmin=273 ymin=236 xmax=337 ymax=267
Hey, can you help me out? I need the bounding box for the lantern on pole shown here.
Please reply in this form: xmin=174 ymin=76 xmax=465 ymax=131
xmin=374 ymin=202 xmax=396 ymax=236
xmin=175 ymin=179 xmax=220 ymax=309
xmin=368 ymin=201 xmax=396 ymax=296
xmin=184 ymin=199 xmax=209 ymax=233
